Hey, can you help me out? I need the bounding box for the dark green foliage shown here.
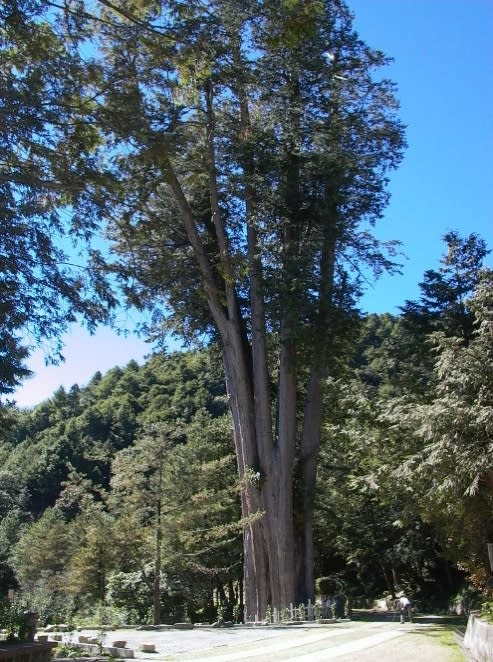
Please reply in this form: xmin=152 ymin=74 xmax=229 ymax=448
xmin=106 ymin=570 xmax=181 ymax=624
xmin=0 ymin=597 xmax=33 ymax=641
xmin=1 ymin=347 xmax=234 ymax=622
xmin=394 ymin=269 xmax=493 ymax=579
xmin=0 ymin=472 xmax=29 ymax=594
xmin=315 ymin=375 xmax=456 ymax=605
xmin=2 ymin=349 xmax=227 ymax=517
xmin=108 ymin=411 xmax=240 ymax=623
xmin=314 ymin=233 xmax=492 ymax=604
xmin=0 ymin=1 xmax=117 ymax=404
xmin=401 ymin=232 xmax=489 ymax=341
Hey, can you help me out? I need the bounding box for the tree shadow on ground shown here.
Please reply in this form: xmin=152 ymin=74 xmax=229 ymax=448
xmin=350 ymin=609 xmax=466 ymax=626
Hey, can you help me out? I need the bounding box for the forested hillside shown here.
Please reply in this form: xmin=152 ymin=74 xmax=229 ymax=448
xmin=0 ymin=349 xmax=241 ymax=624
xmin=1 ymin=0 xmax=491 ymax=627
xmin=1 ymin=233 xmax=492 ymax=624
xmin=316 ymin=233 xmax=493 ymax=610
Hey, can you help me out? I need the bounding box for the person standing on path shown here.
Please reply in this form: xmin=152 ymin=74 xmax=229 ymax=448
xmin=397 ymin=594 xmax=412 ymax=623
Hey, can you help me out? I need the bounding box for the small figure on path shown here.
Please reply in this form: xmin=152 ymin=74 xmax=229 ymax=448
xmin=397 ymin=594 xmax=412 ymax=623
xmin=333 ymin=592 xmax=346 ymax=619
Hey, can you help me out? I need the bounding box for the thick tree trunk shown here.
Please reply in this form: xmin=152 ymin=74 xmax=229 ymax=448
xmin=298 ymin=369 xmax=324 ymax=601
xmin=167 ymin=161 xmax=301 ymax=616
xmin=222 ymin=331 xmax=272 ymax=619
xmin=275 ymin=329 xmax=297 ymax=607
xmin=237 ymin=56 xmax=297 ymax=615
xmin=297 ymin=219 xmax=337 ymax=600
xmin=223 ymin=328 xmax=300 ymax=616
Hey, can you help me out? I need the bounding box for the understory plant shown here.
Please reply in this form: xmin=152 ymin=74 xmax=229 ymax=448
xmin=0 ymin=598 xmax=33 ymax=641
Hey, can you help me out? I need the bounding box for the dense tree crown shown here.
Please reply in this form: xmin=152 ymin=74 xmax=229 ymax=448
xmin=0 ymin=1 xmax=117 ymax=401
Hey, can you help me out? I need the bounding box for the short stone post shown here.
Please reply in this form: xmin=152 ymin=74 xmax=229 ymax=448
xmin=20 ymin=610 xmax=38 ymax=642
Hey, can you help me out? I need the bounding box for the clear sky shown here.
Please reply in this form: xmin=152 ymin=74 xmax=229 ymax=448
xmin=13 ymin=0 xmax=493 ymax=408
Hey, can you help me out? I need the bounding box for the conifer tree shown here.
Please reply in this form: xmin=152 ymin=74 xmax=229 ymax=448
xmin=400 ymin=269 xmax=493 ymax=579
xmin=12 ymin=0 xmax=405 ymax=614
xmin=0 ymin=0 xmax=116 ymax=403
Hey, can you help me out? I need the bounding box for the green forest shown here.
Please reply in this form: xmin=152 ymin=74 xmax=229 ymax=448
xmin=1 ymin=0 xmax=492 ymax=627
xmin=1 ymin=232 xmax=492 ymax=625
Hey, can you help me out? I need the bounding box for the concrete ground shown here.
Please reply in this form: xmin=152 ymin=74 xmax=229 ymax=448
xmin=43 ymin=617 xmax=467 ymax=662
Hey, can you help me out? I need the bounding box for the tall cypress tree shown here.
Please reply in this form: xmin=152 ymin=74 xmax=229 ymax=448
xmin=19 ymin=0 xmax=405 ymax=615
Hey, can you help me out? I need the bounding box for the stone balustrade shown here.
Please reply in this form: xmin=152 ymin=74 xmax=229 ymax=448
xmin=463 ymin=612 xmax=493 ymax=662
xmin=0 ymin=642 xmax=56 ymax=662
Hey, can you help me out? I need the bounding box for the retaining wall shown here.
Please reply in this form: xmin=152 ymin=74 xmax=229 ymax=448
xmin=464 ymin=613 xmax=493 ymax=661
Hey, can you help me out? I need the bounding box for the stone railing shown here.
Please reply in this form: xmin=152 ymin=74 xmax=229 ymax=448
xmin=463 ymin=612 xmax=493 ymax=662
xmin=0 ymin=642 xmax=56 ymax=662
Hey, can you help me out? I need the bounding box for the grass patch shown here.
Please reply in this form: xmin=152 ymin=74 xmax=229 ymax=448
xmin=410 ymin=625 xmax=466 ymax=661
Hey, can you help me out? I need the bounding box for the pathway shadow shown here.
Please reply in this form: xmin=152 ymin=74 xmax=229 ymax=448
xmin=350 ymin=610 xmax=466 ymax=626
xmin=350 ymin=609 xmax=402 ymax=623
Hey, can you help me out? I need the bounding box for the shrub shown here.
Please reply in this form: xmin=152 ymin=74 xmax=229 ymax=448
xmin=0 ymin=598 xmax=36 ymax=642
xmin=481 ymin=600 xmax=493 ymax=623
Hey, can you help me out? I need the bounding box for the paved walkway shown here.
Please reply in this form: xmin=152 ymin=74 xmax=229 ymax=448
xmin=50 ymin=619 xmax=466 ymax=662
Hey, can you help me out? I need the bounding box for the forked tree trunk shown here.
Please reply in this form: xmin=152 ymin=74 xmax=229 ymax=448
xmin=164 ymin=74 xmax=330 ymax=618
xmin=297 ymin=221 xmax=337 ymax=600
xmin=222 ymin=323 xmax=298 ymax=618
xmin=298 ymin=368 xmax=325 ymax=601
xmin=236 ymin=52 xmax=298 ymax=616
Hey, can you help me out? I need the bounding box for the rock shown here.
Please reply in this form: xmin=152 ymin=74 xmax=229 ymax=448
xmin=173 ymin=623 xmax=194 ymax=630
xmin=211 ymin=620 xmax=234 ymax=628
xmin=104 ymin=645 xmax=134 ymax=658
xmin=140 ymin=643 xmax=155 ymax=652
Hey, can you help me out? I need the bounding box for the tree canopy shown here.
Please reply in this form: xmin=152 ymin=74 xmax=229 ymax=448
xmin=0 ymin=0 xmax=117 ymax=402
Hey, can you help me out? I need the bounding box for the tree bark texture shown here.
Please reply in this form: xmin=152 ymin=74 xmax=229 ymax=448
xmin=161 ymin=79 xmax=337 ymax=617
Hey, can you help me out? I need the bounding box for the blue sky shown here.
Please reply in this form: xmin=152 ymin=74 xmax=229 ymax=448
xmin=13 ymin=0 xmax=493 ymax=407
xmin=353 ymin=0 xmax=493 ymax=311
